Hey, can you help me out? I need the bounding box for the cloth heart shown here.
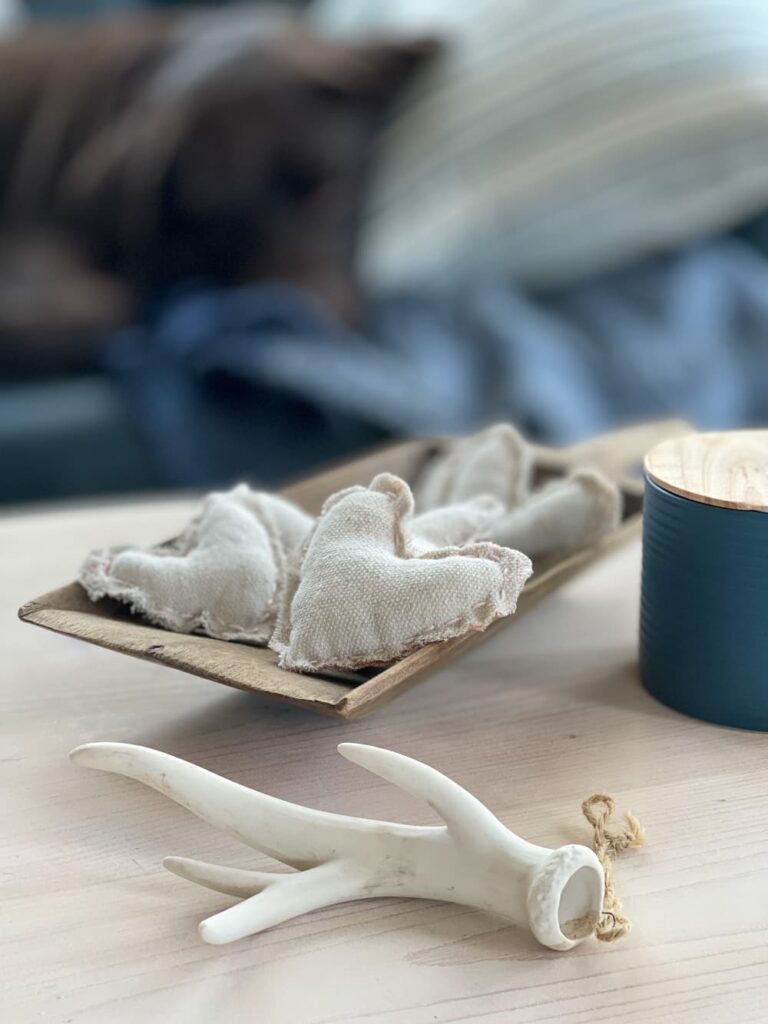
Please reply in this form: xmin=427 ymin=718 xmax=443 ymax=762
xmin=489 ymin=469 xmax=621 ymax=558
xmin=407 ymin=495 xmax=504 ymax=555
xmin=221 ymin=484 xmax=314 ymax=569
xmin=415 ymin=424 xmax=621 ymax=560
xmin=80 ymin=488 xmax=313 ymax=643
xmin=270 ymin=473 xmax=532 ymax=672
xmin=415 ymin=423 xmax=531 ymax=511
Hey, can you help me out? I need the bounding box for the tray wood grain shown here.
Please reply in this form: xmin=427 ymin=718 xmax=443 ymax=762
xmin=19 ymin=421 xmax=687 ymax=719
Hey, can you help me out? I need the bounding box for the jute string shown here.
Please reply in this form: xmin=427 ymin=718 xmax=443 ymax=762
xmin=581 ymin=794 xmax=646 ymax=942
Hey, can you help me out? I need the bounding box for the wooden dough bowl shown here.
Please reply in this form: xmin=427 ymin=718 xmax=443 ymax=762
xmin=19 ymin=421 xmax=687 ymax=719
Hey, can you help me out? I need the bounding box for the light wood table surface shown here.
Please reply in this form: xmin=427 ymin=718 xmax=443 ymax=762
xmin=2 ymin=499 xmax=767 ymax=1024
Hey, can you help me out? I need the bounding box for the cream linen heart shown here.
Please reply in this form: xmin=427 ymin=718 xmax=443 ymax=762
xmin=223 ymin=484 xmax=314 ymax=569
xmin=489 ymin=469 xmax=621 ymax=558
xmin=416 ymin=424 xmax=621 ymax=559
xmin=407 ymin=495 xmax=505 ymax=555
xmin=415 ymin=423 xmax=531 ymax=511
xmin=270 ymin=473 xmax=532 ymax=672
xmin=79 ymin=489 xmax=312 ymax=644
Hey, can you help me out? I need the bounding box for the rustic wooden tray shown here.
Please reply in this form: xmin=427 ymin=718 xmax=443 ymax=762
xmin=18 ymin=421 xmax=687 ymax=719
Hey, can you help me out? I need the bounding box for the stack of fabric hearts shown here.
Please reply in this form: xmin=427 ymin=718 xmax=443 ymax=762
xmin=80 ymin=425 xmax=621 ymax=673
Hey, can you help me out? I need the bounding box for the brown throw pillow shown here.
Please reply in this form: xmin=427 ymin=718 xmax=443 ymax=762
xmin=0 ymin=10 xmax=435 ymax=368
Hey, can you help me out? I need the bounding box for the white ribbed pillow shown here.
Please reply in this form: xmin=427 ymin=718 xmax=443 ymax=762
xmin=0 ymin=0 xmax=22 ymax=33
xmin=312 ymin=0 xmax=768 ymax=287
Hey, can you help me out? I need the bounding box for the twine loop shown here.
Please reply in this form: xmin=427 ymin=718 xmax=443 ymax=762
xmin=581 ymin=793 xmax=645 ymax=942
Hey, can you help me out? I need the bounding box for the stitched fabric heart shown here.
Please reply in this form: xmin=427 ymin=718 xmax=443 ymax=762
xmin=407 ymin=495 xmax=504 ymax=555
xmin=222 ymin=484 xmax=314 ymax=570
xmin=489 ymin=469 xmax=621 ymax=558
xmin=80 ymin=489 xmax=313 ymax=643
xmin=415 ymin=423 xmax=531 ymax=511
xmin=415 ymin=424 xmax=621 ymax=560
xmin=270 ymin=473 xmax=532 ymax=672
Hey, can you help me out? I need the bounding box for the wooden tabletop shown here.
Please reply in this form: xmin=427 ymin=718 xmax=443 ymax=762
xmin=2 ymin=498 xmax=767 ymax=1024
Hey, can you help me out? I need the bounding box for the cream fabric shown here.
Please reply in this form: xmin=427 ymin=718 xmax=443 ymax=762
xmin=414 ymin=424 xmax=621 ymax=560
xmin=415 ymin=424 xmax=531 ymax=512
xmin=489 ymin=469 xmax=621 ymax=558
xmin=78 ymin=437 xmax=619 ymax=669
xmin=80 ymin=488 xmax=313 ymax=644
xmin=407 ymin=495 xmax=504 ymax=555
xmin=270 ymin=473 xmax=532 ymax=672
xmin=223 ymin=484 xmax=314 ymax=570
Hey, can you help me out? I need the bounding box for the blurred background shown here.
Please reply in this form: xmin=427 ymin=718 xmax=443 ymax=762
xmin=3 ymin=0 xmax=768 ymax=507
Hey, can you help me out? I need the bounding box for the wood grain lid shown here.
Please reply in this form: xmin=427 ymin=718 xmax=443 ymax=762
xmin=645 ymin=430 xmax=768 ymax=511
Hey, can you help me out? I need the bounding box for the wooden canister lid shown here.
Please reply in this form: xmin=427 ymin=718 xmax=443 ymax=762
xmin=645 ymin=430 xmax=768 ymax=511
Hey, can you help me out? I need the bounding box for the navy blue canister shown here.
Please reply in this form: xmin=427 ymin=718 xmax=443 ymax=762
xmin=640 ymin=431 xmax=768 ymax=731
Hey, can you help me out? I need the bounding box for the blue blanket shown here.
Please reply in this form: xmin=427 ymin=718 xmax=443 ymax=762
xmin=108 ymin=238 xmax=768 ymax=487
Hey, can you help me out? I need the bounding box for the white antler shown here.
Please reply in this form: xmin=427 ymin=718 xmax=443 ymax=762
xmin=70 ymin=741 xmax=603 ymax=951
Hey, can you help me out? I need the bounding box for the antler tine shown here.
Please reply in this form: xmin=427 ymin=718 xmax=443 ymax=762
xmin=70 ymin=743 xmax=389 ymax=868
xmin=163 ymin=857 xmax=283 ymax=898
xmin=337 ymin=743 xmax=506 ymax=844
xmin=197 ymin=861 xmax=361 ymax=945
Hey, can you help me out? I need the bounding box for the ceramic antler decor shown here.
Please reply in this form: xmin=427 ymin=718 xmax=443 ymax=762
xmin=70 ymin=741 xmax=604 ymax=951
